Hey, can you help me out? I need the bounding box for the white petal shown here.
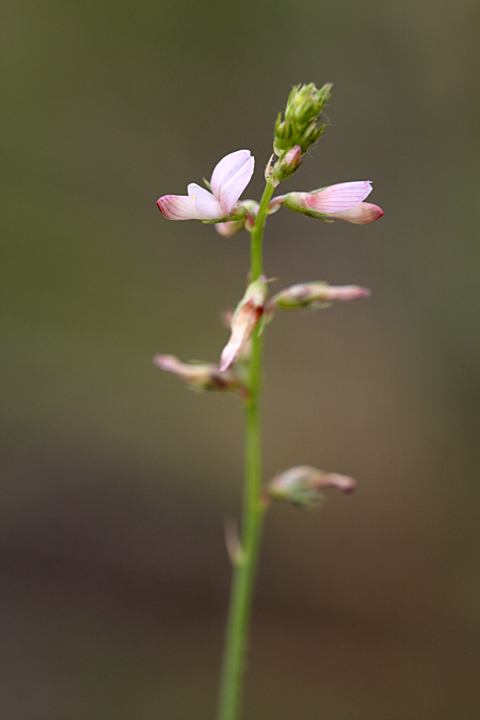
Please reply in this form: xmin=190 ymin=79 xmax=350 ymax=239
xmin=307 ymin=181 xmax=372 ymax=214
xmin=157 ymin=194 xmax=204 ymax=220
xmin=188 ymin=183 xmax=225 ymax=220
xmin=210 ymin=150 xmax=255 ymax=215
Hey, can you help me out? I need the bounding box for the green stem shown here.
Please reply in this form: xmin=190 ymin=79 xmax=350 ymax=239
xmin=217 ymin=180 xmax=275 ymax=720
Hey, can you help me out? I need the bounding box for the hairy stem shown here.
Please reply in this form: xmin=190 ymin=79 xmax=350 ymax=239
xmin=217 ymin=180 xmax=275 ymax=720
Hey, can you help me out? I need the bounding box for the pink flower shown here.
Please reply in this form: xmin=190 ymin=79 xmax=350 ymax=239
xmin=280 ymin=181 xmax=383 ymax=224
xmin=157 ymin=150 xmax=255 ymax=222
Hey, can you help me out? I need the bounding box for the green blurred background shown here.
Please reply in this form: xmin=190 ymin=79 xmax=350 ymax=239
xmin=2 ymin=1 xmax=480 ymax=718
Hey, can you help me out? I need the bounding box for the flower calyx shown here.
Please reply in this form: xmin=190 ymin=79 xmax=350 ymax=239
xmin=215 ymin=200 xmax=260 ymax=237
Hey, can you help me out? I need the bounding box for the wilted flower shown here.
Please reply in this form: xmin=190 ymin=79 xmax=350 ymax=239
xmin=157 ymin=150 xmax=255 ymax=222
xmin=267 ymin=465 xmax=356 ymax=510
xmin=277 ymin=181 xmax=383 ymax=224
xmin=269 ymin=281 xmax=370 ymax=311
xmin=154 ymin=355 xmax=246 ymax=395
xmin=220 ymin=277 xmax=268 ymax=371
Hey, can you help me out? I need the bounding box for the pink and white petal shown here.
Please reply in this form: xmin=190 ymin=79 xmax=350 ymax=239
xmin=220 ymin=326 xmax=244 ymax=372
xmin=211 ymin=150 xmax=255 ymax=214
xmin=211 ymin=150 xmax=253 ymax=197
xmin=218 ymin=156 xmax=255 ymax=215
xmin=268 ymin=195 xmax=286 ymax=214
xmin=307 ymin=181 xmax=373 ymax=214
xmin=157 ymin=194 xmax=204 ymax=220
xmin=188 ymin=183 xmax=225 ymax=220
xmin=215 ymin=220 xmax=243 ymax=237
xmin=328 ymin=202 xmax=384 ymax=224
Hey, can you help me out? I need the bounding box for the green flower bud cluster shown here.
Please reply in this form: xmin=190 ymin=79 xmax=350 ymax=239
xmin=274 ymin=83 xmax=332 ymax=158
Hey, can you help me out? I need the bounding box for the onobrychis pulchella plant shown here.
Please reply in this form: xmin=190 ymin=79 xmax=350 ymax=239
xmin=155 ymin=83 xmax=383 ymax=720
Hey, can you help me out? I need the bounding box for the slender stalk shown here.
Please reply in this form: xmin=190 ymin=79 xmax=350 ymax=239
xmin=217 ymin=180 xmax=275 ymax=720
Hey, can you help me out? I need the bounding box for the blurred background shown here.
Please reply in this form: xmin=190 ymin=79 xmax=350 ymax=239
xmin=2 ymin=1 xmax=480 ymax=718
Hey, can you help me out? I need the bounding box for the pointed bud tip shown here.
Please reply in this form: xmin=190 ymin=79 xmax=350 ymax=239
xmin=154 ymin=354 xmax=176 ymax=370
xmin=326 ymin=285 xmax=371 ymax=302
xmin=219 ymin=352 xmax=233 ymax=373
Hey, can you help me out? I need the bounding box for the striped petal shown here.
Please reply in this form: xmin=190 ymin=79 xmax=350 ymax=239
xmin=211 ymin=150 xmax=255 ymax=215
xmin=306 ymin=181 xmax=372 ymax=214
xmin=157 ymin=194 xmax=205 ymax=220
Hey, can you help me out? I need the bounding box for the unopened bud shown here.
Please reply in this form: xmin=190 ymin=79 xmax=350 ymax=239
xmin=267 ymin=195 xmax=285 ymax=215
xmin=282 ymin=182 xmax=383 ymax=225
xmin=286 ymin=83 xmax=332 ymax=126
xmin=220 ymin=276 xmax=268 ymax=371
xmin=154 ymin=355 xmax=246 ymax=395
xmin=267 ymin=465 xmax=356 ymax=510
xmin=215 ymin=219 xmax=245 ymax=237
xmin=274 ymin=114 xmax=295 ymax=155
xmin=266 ymin=145 xmax=302 ymax=186
xmin=299 ymin=119 xmax=325 ymax=150
xmin=269 ymin=282 xmax=370 ymax=311
xmin=274 ymin=82 xmax=332 ymax=157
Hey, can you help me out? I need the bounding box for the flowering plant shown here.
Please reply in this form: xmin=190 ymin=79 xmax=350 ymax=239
xmin=155 ymin=83 xmax=382 ymax=720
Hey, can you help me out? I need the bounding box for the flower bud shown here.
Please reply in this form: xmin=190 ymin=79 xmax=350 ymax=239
xmin=273 ymin=115 xmax=295 ymax=155
xmin=285 ymin=83 xmax=332 ymax=126
xmin=282 ymin=182 xmax=383 ymax=224
xmin=267 ymin=465 xmax=356 ymax=510
xmin=154 ymin=355 xmax=246 ymax=395
xmin=274 ymin=82 xmax=332 ymax=158
xmin=299 ymin=119 xmax=325 ymax=150
xmin=265 ymin=145 xmax=302 ymax=186
xmin=220 ymin=276 xmax=268 ymax=371
xmin=215 ymin=219 xmax=245 ymax=237
xmin=269 ymin=282 xmax=370 ymax=311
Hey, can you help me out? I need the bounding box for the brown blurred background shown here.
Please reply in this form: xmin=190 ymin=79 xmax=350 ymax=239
xmin=2 ymin=1 xmax=480 ymax=718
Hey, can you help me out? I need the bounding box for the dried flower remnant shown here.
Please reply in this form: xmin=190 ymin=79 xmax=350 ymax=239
xmin=220 ymin=277 xmax=268 ymax=372
xmin=157 ymin=149 xmax=255 ymax=222
xmin=268 ymin=281 xmax=370 ymax=313
xmin=267 ymin=465 xmax=356 ymax=510
xmin=154 ymin=355 xmax=246 ymax=395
